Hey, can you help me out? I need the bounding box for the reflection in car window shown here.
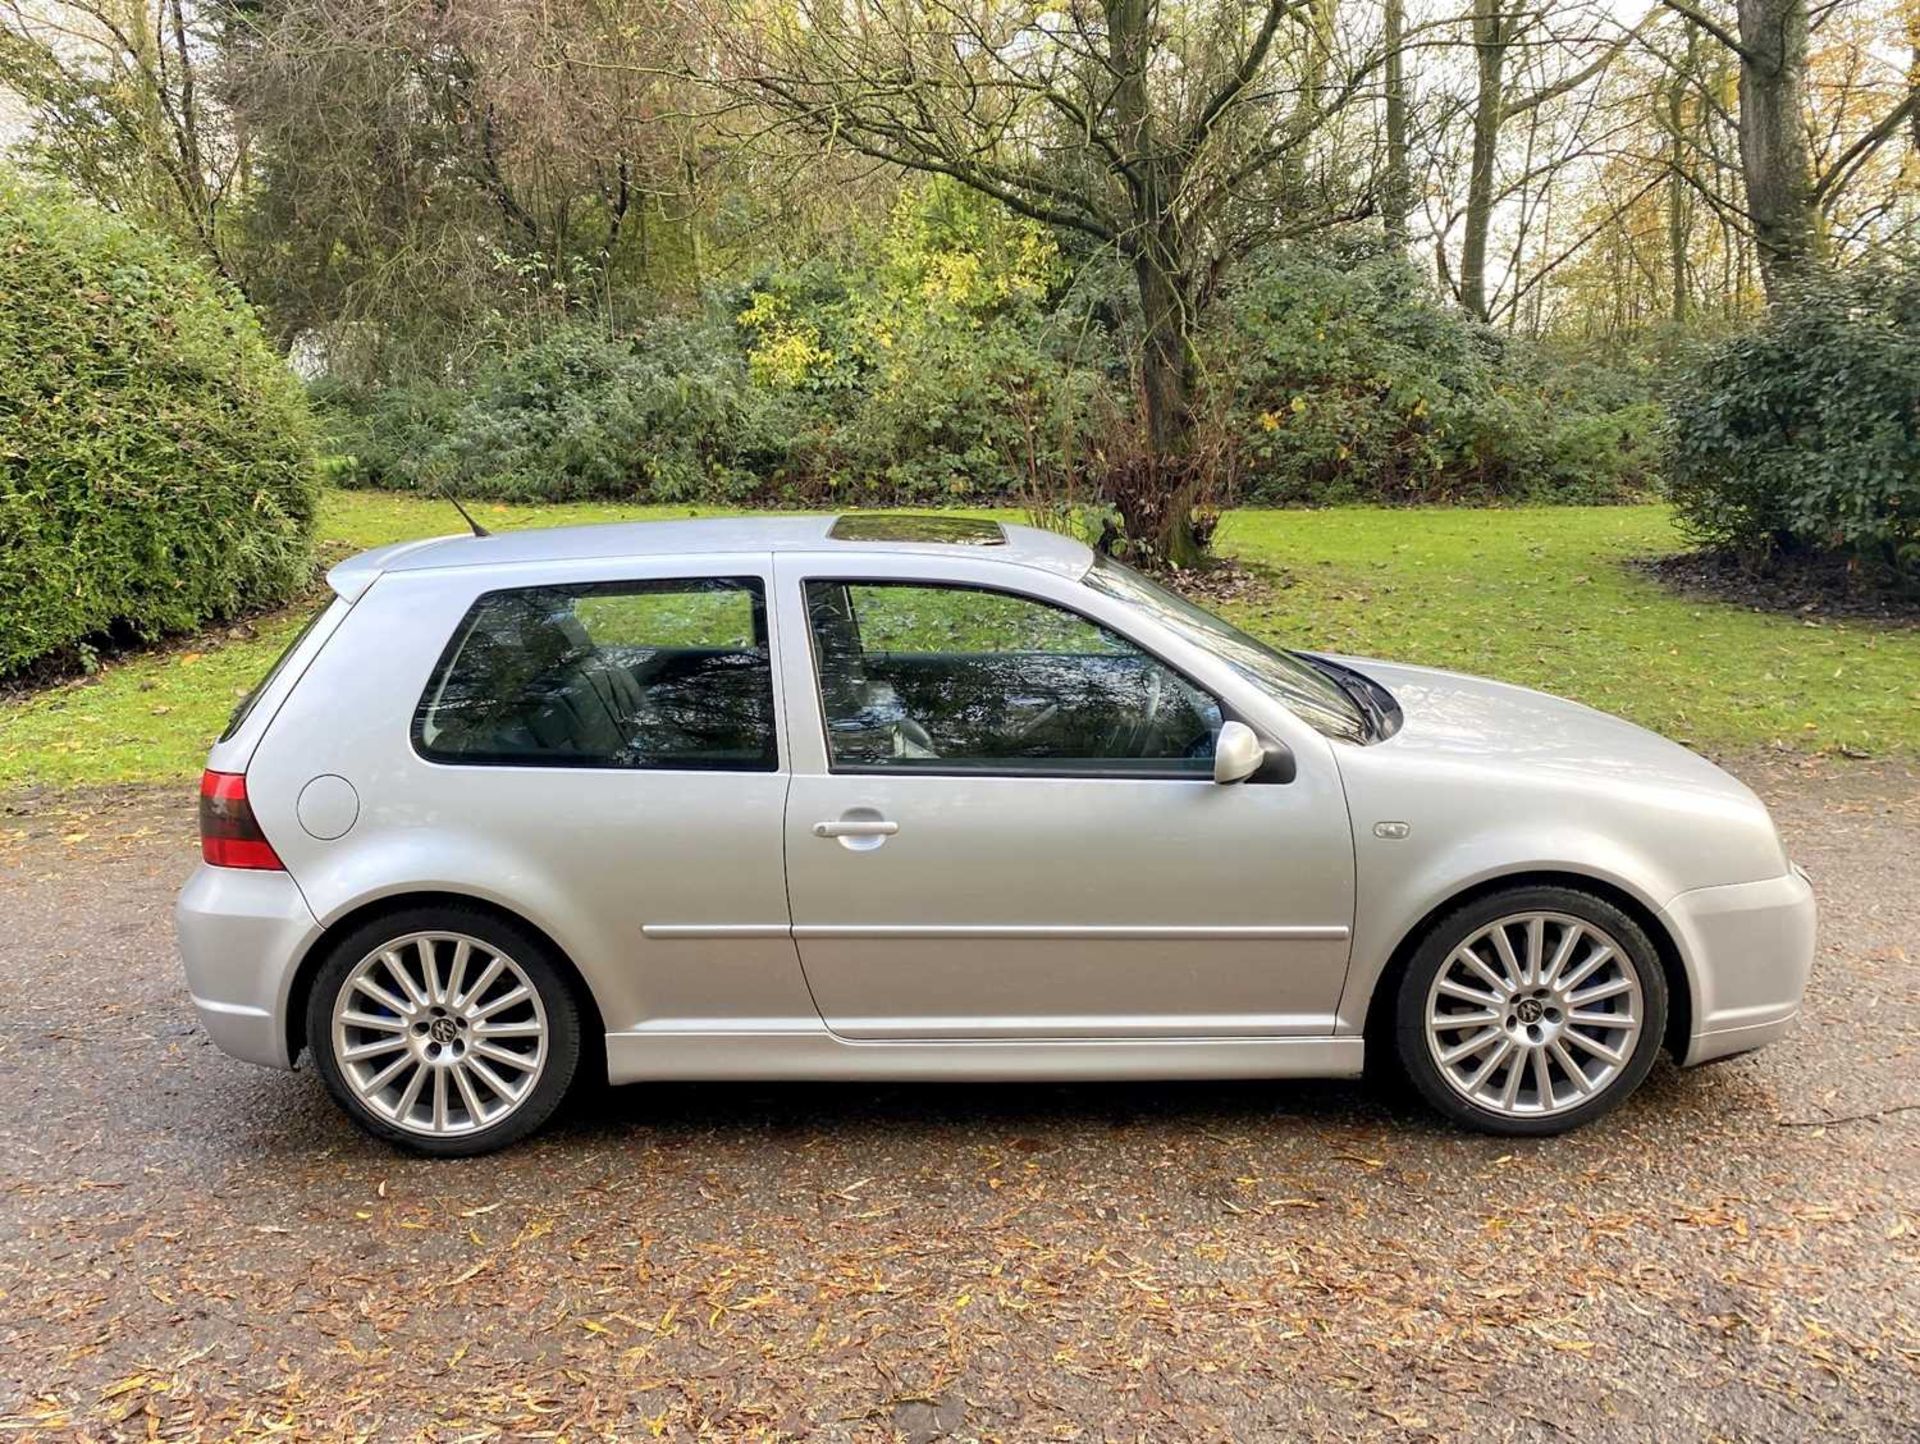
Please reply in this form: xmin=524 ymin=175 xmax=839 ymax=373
xmin=1084 ymin=556 xmax=1368 ymax=744
xmin=806 ymin=581 xmax=1222 ymax=774
xmin=416 ymin=578 xmax=776 ymax=770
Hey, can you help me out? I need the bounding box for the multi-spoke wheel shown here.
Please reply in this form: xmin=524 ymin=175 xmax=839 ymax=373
xmin=1393 ymin=887 xmax=1667 ymax=1136
xmin=307 ymin=907 xmax=581 ymax=1156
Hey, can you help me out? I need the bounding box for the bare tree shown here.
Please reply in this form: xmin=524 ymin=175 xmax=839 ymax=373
xmin=223 ymin=0 xmax=723 ymax=376
xmin=1654 ymin=0 xmax=1917 ymax=293
xmin=0 ymin=0 xmax=241 ymax=276
xmin=1450 ymin=1 xmax=1642 ymax=321
xmin=1382 ymin=0 xmax=1412 ymax=250
xmin=717 ymin=0 xmax=1381 ymax=562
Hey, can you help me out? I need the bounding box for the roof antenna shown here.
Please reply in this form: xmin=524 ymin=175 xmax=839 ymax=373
xmin=433 ymin=480 xmax=491 ymax=537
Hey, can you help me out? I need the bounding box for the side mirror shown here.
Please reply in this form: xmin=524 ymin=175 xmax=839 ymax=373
xmin=1213 ymin=720 xmax=1266 ymax=784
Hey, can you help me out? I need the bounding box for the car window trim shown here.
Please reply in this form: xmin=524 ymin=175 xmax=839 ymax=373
xmin=411 ymin=573 xmax=782 ymax=774
xmin=798 ymin=573 xmax=1235 ymax=783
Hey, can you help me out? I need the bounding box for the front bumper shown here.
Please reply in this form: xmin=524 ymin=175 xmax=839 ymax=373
xmin=1659 ymin=865 xmax=1816 ymax=1066
xmin=175 ymin=864 xmax=321 ymax=1070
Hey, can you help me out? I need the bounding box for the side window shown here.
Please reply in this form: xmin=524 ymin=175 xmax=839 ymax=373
xmin=417 ymin=578 xmax=776 ymax=770
xmin=806 ymin=580 xmax=1222 ymax=774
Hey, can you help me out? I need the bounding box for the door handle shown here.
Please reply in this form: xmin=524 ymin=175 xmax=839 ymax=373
xmin=813 ymin=818 xmax=899 ymax=838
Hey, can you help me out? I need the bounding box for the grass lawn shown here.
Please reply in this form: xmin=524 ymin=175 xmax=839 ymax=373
xmin=3 ymin=491 xmax=1915 ymax=789
xmin=1213 ymin=507 xmax=1918 ymax=758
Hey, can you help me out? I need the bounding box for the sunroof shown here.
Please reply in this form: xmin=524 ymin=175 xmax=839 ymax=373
xmin=828 ymin=514 xmax=1006 ymax=546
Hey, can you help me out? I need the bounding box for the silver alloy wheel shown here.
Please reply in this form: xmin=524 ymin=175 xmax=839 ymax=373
xmin=1424 ymin=911 xmax=1643 ymax=1119
xmin=329 ymin=931 xmax=549 ymax=1138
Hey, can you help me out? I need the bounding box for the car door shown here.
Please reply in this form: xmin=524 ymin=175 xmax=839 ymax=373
xmin=774 ymin=556 xmax=1356 ymax=1040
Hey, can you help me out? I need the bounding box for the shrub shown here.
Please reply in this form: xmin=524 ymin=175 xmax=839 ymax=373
xmin=322 ymin=182 xmax=1107 ymax=509
xmin=311 ymin=373 xmax=464 ymax=491
xmin=1665 ymin=260 xmax=1920 ymax=583
xmin=735 ymin=180 xmax=1101 ymax=504
xmin=0 ymin=173 xmax=318 ymax=676
xmin=1212 ymin=245 xmax=1655 ymax=506
xmin=1213 ymin=247 xmax=1497 ymax=504
xmin=325 ymin=316 xmax=806 ymax=503
xmin=319 ymin=213 xmax=1660 ymax=516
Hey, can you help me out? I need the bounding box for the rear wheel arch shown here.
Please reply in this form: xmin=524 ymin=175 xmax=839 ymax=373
xmin=1362 ymin=870 xmax=1692 ymax=1068
xmin=284 ymin=891 xmax=609 ymax=1072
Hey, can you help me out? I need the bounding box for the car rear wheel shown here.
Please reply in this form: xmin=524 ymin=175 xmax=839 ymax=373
xmin=1394 ymin=886 xmax=1667 ymax=1136
xmin=306 ymin=906 xmax=581 ymax=1156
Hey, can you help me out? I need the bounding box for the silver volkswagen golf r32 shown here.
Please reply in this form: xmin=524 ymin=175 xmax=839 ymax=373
xmin=177 ymin=514 xmax=1815 ymax=1155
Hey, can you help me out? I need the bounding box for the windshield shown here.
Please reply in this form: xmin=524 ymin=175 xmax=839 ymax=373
xmin=1085 ymin=555 xmax=1369 ymax=744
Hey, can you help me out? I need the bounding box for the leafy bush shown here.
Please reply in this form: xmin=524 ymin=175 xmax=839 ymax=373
xmin=1212 ymin=246 xmax=1654 ymax=506
xmin=321 ymin=204 xmax=1658 ymax=515
xmin=0 ymin=173 xmax=318 ymax=676
xmin=326 ymin=181 xmax=1104 ymax=507
xmin=325 ymin=316 xmax=805 ymax=502
xmin=1665 ymin=260 xmax=1920 ymax=582
xmin=735 ymin=180 xmax=1102 ymax=504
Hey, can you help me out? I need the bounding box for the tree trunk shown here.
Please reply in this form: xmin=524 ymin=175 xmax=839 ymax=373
xmin=1383 ymin=0 xmax=1411 ymax=251
xmin=1665 ymin=65 xmax=1691 ymax=323
xmin=1736 ymin=0 xmax=1820 ymax=294
xmin=1105 ymin=0 xmax=1202 ymax=568
xmin=1459 ymin=0 xmax=1506 ymax=322
xmin=1129 ymin=247 xmax=1204 ymax=568
xmin=1911 ymin=5 xmax=1920 ymax=154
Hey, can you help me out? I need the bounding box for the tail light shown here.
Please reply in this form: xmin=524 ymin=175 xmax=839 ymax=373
xmin=199 ymin=771 xmax=285 ymax=870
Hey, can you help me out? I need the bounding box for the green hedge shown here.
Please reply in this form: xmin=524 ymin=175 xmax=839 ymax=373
xmin=0 ymin=174 xmax=318 ymax=676
xmin=319 ymin=224 xmax=1659 ymax=514
xmin=1665 ymin=258 xmax=1920 ymax=583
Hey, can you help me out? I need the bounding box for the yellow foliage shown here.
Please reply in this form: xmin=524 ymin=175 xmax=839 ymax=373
xmin=737 ymin=290 xmax=834 ymax=389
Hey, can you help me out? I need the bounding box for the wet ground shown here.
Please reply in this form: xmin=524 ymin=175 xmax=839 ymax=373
xmin=1 ymin=754 xmax=1916 ymax=1440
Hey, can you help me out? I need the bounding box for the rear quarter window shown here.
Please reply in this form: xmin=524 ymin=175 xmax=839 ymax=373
xmin=219 ymin=602 xmax=334 ymax=743
xmin=414 ymin=577 xmax=777 ymax=771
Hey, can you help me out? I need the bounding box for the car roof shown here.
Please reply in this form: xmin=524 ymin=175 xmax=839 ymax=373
xmin=327 ymin=514 xmax=1096 ymax=601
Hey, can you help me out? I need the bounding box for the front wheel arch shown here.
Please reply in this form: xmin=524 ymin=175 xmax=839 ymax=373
xmin=1362 ymin=870 xmax=1692 ymax=1073
xmin=285 ymin=891 xmax=608 ymax=1075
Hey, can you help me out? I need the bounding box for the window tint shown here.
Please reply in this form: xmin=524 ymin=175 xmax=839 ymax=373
xmin=806 ymin=581 xmax=1221 ymax=775
xmin=417 ymin=578 xmax=776 ymax=770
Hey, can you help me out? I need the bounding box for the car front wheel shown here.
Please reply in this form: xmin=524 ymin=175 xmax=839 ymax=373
xmin=1394 ymin=886 xmax=1668 ymax=1136
xmin=307 ymin=906 xmax=581 ymax=1156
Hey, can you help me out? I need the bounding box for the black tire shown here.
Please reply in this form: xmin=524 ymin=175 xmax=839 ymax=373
xmin=306 ymin=904 xmax=583 ymax=1157
xmin=1392 ymin=885 xmax=1668 ymax=1137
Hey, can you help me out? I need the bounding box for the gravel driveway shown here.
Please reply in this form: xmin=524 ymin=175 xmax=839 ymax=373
xmin=2 ymin=754 xmax=1916 ymax=1440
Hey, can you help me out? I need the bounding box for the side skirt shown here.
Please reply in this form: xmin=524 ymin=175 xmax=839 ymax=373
xmin=605 ymin=1026 xmax=1364 ymax=1084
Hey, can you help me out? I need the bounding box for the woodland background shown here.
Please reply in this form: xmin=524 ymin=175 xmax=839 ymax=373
xmin=1 ymin=0 xmax=1916 ymax=678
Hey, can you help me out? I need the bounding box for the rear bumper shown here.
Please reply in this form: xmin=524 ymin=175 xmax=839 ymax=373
xmin=175 ymin=864 xmax=321 ymax=1070
xmin=1660 ymin=866 xmax=1816 ymax=1066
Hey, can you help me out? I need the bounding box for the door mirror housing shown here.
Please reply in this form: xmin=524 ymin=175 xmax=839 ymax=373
xmin=1213 ymin=721 xmax=1266 ymax=784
